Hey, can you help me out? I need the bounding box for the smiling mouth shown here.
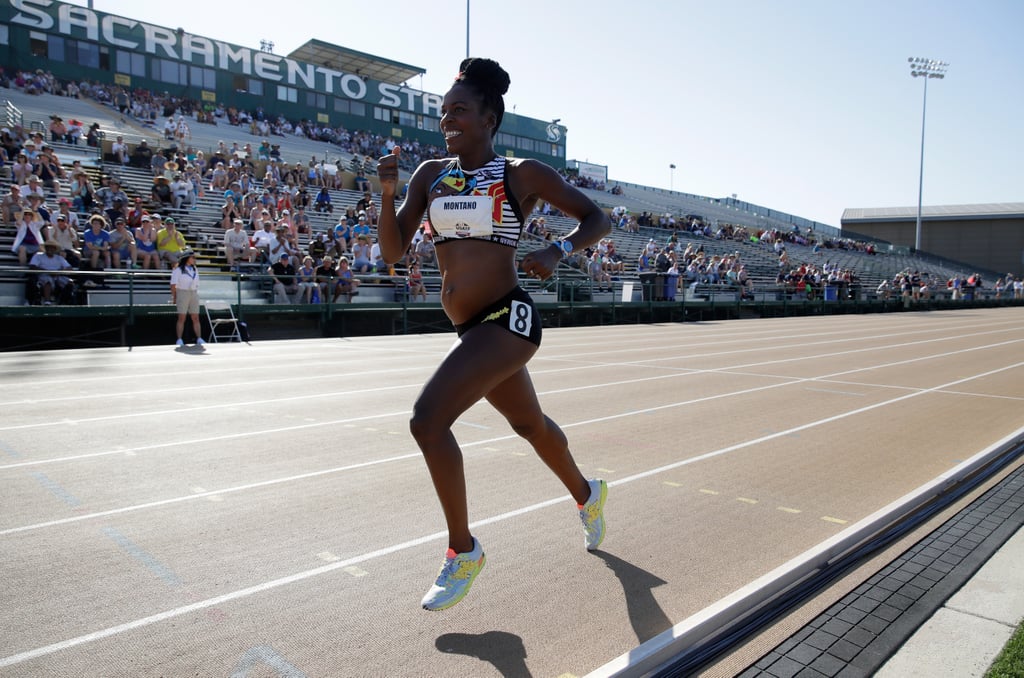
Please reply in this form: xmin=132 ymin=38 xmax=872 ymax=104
xmin=443 ymin=130 xmax=462 ymax=140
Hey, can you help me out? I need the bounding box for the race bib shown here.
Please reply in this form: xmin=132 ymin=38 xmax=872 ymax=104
xmin=429 ymin=195 xmax=494 ymax=239
xmin=509 ymin=299 xmax=533 ymax=338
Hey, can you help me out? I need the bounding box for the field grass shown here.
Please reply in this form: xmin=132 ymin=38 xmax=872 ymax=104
xmin=986 ymin=620 xmax=1024 ymax=678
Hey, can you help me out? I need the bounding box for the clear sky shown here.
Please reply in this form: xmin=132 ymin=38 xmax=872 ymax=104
xmin=70 ymin=0 xmax=1024 ymax=227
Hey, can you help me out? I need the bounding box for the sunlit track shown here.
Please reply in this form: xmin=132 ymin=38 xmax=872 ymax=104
xmin=1 ymin=322 xmax=1019 ymax=430
xmin=1 ymin=309 xmax=1022 ymax=677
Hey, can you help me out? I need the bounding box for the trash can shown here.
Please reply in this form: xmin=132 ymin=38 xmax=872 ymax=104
xmin=824 ymin=286 xmax=837 ymax=301
xmin=639 ymin=272 xmax=657 ymax=301
xmin=664 ymin=274 xmax=678 ymax=301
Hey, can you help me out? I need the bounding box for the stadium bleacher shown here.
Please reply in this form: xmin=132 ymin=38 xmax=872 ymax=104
xmin=0 ymin=84 xmax=1011 ymax=314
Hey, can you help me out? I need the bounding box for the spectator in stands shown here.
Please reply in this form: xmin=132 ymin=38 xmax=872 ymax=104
xmin=12 ymin=152 xmax=33 ymax=185
xmin=85 ymin=122 xmax=100 ymax=148
xmin=170 ymin=172 xmax=194 ymax=210
xmin=170 ymin=250 xmax=204 ymax=348
xmin=252 ymin=220 xmax=275 ymax=262
xmin=129 ymin=140 xmax=153 ymax=169
xmin=95 ymin=177 xmax=128 ymax=213
xmin=314 ymin=186 xmax=332 ymax=214
xmin=269 ymin=226 xmax=299 ymax=263
xmin=50 ymin=211 xmax=81 ymax=267
xmin=332 ymin=218 xmax=353 ymax=255
xmin=1 ymin=183 xmax=24 ymax=223
xmin=292 ymin=205 xmax=309 ymax=235
xmin=82 ymin=214 xmax=112 ymax=271
xmin=1013 ymin=276 xmax=1023 ymax=300
xmin=134 ymin=214 xmax=161 ymax=270
xmin=370 ymin=236 xmax=391 ymax=275
xmin=109 ymin=135 xmax=129 ymax=165
xmin=269 ymin=253 xmax=298 ymax=303
xmin=33 ymin=145 xmax=64 ymax=197
xmin=108 ymin=217 xmax=137 ymax=269
xmin=69 ymin=169 xmax=96 ymax=212
xmin=315 ymin=255 xmax=337 ymax=302
xmin=407 ymin=262 xmax=427 ymax=301
xmin=331 ymin=256 xmax=360 ymax=303
xmin=220 ymin=194 xmax=243 ymax=231
xmin=151 ymin=175 xmax=173 ymax=209
xmin=12 ymin=205 xmax=48 ymax=265
xmin=28 ymin=240 xmax=72 ymax=304
xmin=352 ymin=213 xmax=372 ymax=241
xmin=350 ymin=234 xmax=372 ymax=273
xmin=156 ymin=216 xmax=187 ymax=268
xmin=296 ymin=255 xmax=318 ymax=303
xmin=308 ymin=232 xmax=327 ymax=264
xmin=224 ymin=218 xmax=256 ymax=269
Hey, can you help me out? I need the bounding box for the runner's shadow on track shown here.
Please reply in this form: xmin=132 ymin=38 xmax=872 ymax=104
xmin=593 ymin=551 xmax=671 ymax=643
xmin=435 ymin=630 xmax=529 ymax=678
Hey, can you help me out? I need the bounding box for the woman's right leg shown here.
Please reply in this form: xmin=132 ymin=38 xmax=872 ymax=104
xmin=410 ymin=323 xmax=537 ymax=553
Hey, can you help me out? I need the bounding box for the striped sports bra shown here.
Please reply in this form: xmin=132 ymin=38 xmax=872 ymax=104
xmin=427 ymin=156 xmax=525 ymax=248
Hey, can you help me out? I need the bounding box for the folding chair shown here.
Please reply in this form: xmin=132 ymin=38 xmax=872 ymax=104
xmin=204 ymin=300 xmax=243 ymax=343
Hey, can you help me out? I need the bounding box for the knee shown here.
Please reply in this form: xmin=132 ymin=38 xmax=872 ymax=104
xmin=409 ymin=404 xmax=452 ymax=450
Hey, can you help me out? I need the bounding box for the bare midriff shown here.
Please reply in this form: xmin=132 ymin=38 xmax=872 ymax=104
xmin=434 ymin=239 xmax=520 ymax=325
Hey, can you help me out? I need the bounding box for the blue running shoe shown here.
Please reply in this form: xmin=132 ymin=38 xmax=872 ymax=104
xmin=578 ymin=479 xmax=607 ymax=550
xmin=421 ymin=537 xmax=485 ymax=611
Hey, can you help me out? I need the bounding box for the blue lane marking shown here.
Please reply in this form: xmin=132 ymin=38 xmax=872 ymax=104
xmin=29 ymin=472 xmax=81 ymax=508
xmin=101 ymin=527 xmax=183 ymax=588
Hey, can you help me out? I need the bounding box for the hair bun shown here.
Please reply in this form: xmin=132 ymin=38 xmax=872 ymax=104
xmin=457 ymin=57 xmax=510 ymax=97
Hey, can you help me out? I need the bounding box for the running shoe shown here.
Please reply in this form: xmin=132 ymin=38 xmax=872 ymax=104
xmin=196 ymin=338 xmax=206 ymax=346
xmin=421 ymin=538 xmax=485 ymax=611
xmin=578 ymin=479 xmax=608 ymax=551
xmin=175 ymin=338 xmax=184 ymax=347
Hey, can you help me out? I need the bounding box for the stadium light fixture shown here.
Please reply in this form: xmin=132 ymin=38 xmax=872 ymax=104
xmin=908 ymin=57 xmax=948 ymax=252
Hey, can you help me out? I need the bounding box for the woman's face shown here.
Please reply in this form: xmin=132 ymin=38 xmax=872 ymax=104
xmin=440 ymin=83 xmax=492 ymax=154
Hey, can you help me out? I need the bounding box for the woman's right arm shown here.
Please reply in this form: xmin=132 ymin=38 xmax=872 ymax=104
xmin=376 ymin=149 xmax=433 ymax=264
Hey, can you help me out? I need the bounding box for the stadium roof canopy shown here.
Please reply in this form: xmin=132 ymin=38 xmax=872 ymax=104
xmin=842 ymin=202 xmax=1024 ymax=223
xmin=286 ymin=40 xmax=425 ymax=85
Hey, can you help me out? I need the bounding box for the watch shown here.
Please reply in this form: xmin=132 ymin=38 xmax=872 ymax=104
xmin=553 ymin=239 xmax=573 ymax=259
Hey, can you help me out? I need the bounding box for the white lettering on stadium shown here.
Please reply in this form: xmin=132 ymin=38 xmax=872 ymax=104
xmin=6 ymin=0 xmax=436 ymax=113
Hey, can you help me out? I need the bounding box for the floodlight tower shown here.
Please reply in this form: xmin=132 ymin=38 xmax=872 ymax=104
xmin=908 ymin=57 xmax=948 ymax=252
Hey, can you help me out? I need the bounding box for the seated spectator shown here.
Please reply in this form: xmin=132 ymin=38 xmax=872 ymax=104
xmin=307 ymin=232 xmax=326 ymax=264
xmin=11 ymin=151 xmax=33 ymax=185
xmin=315 ymin=255 xmax=337 ymax=302
xmin=296 ymin=255 xmax=318 ymax=303
xmin=292 ymin=205 xmax=309 ymax=235
xmin=2 ymin=183 xmax=24 ymax=223
xmin=50 ymin=211 xmax=81 ymax=267
xmin=151 ymin=175 xmax=173 ymax=208
xmin=268 ymin=226 xmax=299 ymax=264
xmin=270 ymin=254 xmax=298 ymax=303
xmin=370 ymin=236 xmax=391 ymax=275
xmin=415 ymin=231 xmax=436 ymax=268
xmin=251 ymin=220 xmax=275 ymax=262
xmin=407 ymin=262 xmax=427 ymax=302
xmin=352 ymin=213 xmax=372 ymax=241
xmin=134 ymin=214 xmax=161 ymax=270
xmin=170 ymin=172 xmax=194 ymax=210
xmin=69 ymin=169 xmax=96 ymax=212
xmin=314 ymin=186 xmax=332 ymax=213
xmin=588 ymin=252 xmax=611 ymax=291
xmin=129 ymin=140 xmax=153 ymax=169
xmin=29 ymin=240 xmax=72 ymax=304
xmin=155 ymin=216 xmax=187 ymax=268
xmin=106 ymin=217 xmax=137 ymax=268
xmin=332 ymin=218 xmax=353 ymax=255
xmin=12 ymin=205 xmax=48 ymax=265
xmin=82 ymin=214 xmax=112 ymax=270
xmin=223 ymin=219 xmax=256 ymax=268
xmin=332 ymin=257 xmax=360 ymax=303
xmin=351 ymin=234 xmax=372 ymax=273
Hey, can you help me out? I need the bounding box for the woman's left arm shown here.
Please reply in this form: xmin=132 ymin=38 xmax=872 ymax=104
xmin=516 ymin=160 xmax=610 ymax=280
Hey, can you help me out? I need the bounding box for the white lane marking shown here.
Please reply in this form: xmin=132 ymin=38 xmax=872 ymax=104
xmin=2 ymin=357 xmax=1019 ymax=669
xmin=1 ymin=323 xmax=1018 ymax=428
xmin=3 ymin=342 xmax=1021 ymax=535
